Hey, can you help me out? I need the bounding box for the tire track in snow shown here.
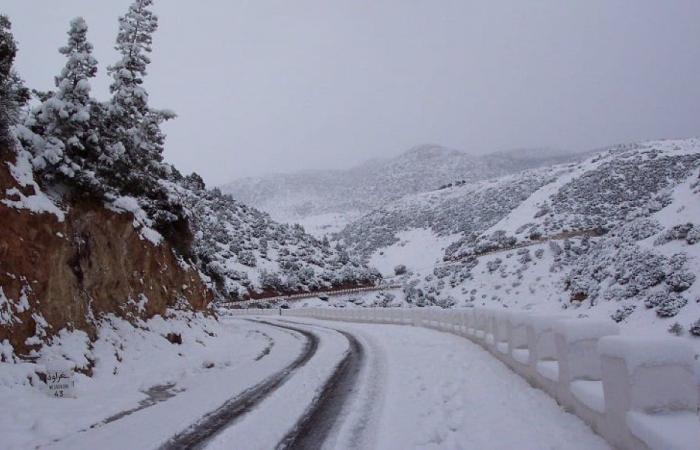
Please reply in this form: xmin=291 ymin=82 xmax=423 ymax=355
xmin=160 ymin=320 xmax=319 ymax=450
xmin=275 ymin=321 xmax=366 ymax=450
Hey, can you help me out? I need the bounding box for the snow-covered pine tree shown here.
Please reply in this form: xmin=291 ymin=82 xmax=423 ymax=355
xmin=0 ymin=15 xmax=30 ymax=147
xmin=104 ymin=0 xmax=174 ymax=184
xmin=24 ymin=17 xmax=100 ymax=188
xmin=99 ymin=0 xmax=189 ymax=244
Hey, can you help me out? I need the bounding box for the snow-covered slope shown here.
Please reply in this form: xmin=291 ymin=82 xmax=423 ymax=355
xmin=335 ymin=164 xmax=569 ymax=260
xmin=221 ymin=145 xmax=581 ymax=224
xmin=338 ymin=139 xmax=700 ymax=346
xmin=169 ymin=181 xmax=379 ymax=301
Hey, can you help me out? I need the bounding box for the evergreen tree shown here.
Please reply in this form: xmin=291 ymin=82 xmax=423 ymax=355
xmin=26 ymin=17 xmax=99 ymax=185
xmin=0 ymin=15 xmax=29 ymax=147
xmin=104 ymin=0 xmax=174 ymax=181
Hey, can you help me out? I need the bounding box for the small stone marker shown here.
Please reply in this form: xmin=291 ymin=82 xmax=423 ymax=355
xmin=46 ymin=367 xmax=76 ymax=398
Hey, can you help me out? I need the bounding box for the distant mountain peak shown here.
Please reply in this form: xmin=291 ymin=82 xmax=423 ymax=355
xmin=221 ymin=143 xmax=585 ymax=222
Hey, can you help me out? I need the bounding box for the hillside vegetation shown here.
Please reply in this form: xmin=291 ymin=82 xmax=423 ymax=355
xmin=336 ymin=139 xmax=700 ymax=344
xmin=0 ymin=2 xmax=376 ymax=362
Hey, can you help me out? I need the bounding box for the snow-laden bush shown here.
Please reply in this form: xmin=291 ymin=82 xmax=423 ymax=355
xmin=667 ymin=322 xmax=684 ymax=336
xmin=486 ymin=258 xmax=502 ymax=273
xmin=644 ymin=291 xmax=669 ymax=309
xmin=689 ymin=318 xmax=700 ymax=337
xmin=611 ymin=305 xmax=636 ymax=323
xmin=665 ymin=270 xmax=696 ymax=293
xmin=237 ymin=250 xmax=256 ymax=267
xmin=613 ymin=218 xmax=662 ymax=241
xmin=654 ymin=223 xmax=700 ymax=246
xmin=656 ymin=294 xmax=688 ymax=318
xmin=517 ymin=248 xmax=531 ymax=264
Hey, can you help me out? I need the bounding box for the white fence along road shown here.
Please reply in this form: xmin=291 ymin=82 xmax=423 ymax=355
xmin=228 ymin=307 xmax=700 ymax=450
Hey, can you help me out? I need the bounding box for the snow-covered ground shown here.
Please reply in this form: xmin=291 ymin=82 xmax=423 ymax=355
xmin=281 ymin=317 xmax=610 ymax=450
xmin=1 ymin=314 xmax=613 ymax=449
xmin=0 ymin=314 xmax=303 ymax=449
xmin=293 ymin=210 xmax=363 ymax=238
xmin=369 ymin=229 xmax=459 ymax=277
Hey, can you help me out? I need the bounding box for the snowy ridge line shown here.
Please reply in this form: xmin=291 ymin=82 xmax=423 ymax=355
xmin=219 ymin=284 xmax=402 ymax=307
xmin=229 ymin=307 xmax=700 ymax=450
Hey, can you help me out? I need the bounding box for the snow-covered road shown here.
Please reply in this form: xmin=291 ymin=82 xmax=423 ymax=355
xmin=7 ymin=316 xmax=611 ymax=449
xmin=205 ymin=317 xmax=610 ymax=450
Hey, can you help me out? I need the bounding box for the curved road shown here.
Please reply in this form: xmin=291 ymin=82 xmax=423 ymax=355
xmin=277 ymin=325 xmax=365 ymax=450
xmin=162 ymin=317 xmax=609 ymax=450
xmin=162 ymin=320 xmax=322 ymax=450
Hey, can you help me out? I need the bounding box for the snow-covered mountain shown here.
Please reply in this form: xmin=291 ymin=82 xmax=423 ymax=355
xmin=178 ymin=181 xmax=379 ymax=301
xmin=221 ymin=145 xmax=581 ymax=225
xmin=336 ymin=139 xmax=700 ymax=345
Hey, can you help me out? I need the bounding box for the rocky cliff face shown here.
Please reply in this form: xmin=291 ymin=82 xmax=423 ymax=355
xmin=0 ymin=145 xmax=212 ymax=357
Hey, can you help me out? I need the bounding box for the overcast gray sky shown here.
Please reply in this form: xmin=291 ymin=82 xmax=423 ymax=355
xmin=4 ymin=1 xmax=700 ymax=185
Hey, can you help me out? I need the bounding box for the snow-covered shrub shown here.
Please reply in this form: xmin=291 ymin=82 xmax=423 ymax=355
xmin=614 ymin=218 xmax=662 ymax=241
xmin=667 ymin=322 xmax=684 ymax=336
xmin=486 ymin=258 xmax=502 ymax=273
xmin=472 ymin=231 xmax=517 ymax=256
xmin=689 ymin=319 xmax=700 ymax=337
xmin=394 ymin=264 xmax=407 ymax=275
xmin=665 ymin=270 xmax=696 ymax=293
xmin=237 ymin=250 xmax=256 ymax=267
xmin=517 ymin=248 xmax=531 ymax=264
xmin=434 ymin=295 xmax=456 ymax=308
xmin=611 ymin=305 xmax=636 ymax=323
xmin=655 ymin=294 xmax=687 ymax=318
xmin=566 ymin=242 xmax=669 ymax=304
xmin=654 ymin=223 xmax=700 ymax=246
xmin=371 ymin=291 xmax=397 ymax=307
xmin=644 ymin=291 xmax=669 ymax=309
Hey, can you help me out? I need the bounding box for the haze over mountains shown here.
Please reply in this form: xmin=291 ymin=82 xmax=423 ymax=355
xmin=221 ymin=145 xmax=583 ymax=223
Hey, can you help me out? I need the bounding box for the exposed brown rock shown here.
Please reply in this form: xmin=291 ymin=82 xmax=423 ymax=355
xmin=0 ymin=146 xmax=212 ymax=356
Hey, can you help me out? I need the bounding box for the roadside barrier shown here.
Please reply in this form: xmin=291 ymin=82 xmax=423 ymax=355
xmin=219 ymin=284 xmax=402 ymax=308
xmin=226 ymin=306 xmax=700 ymax=450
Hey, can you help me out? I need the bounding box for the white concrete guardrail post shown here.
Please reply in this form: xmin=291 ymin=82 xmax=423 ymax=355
xmin=505 ymin=312 xmax=534 ymax=380
xmin=598 ymin=336 xmax=699 ymax=450
xmin=411 ymin=308 xmax=424 ymax=327
xmin=483 ymin=310 xmax=497 ymax=350
xmin=474 ymin=309 xmax=488 ymax=342
xmin=455 ymin=310 xmax=469 ymax=336
xmin=527 ymin=314 xmax=567 ymax=399
xmin=553 ymin=319 xmax=619 ymax=435
xmin=449 ymin=310 xmax=462 ymax=334
xmin=493 ymin=311 xmax=511 ymax=362
xmin=441 ymin=309 xmax=453 ymax=333
xmin=434 ymin=309 xmax=444 ymax=330
xmin=466 ymin=309 xmax=477 ymax=337
xmin=434 ymin=308 xmax=444 ymax=330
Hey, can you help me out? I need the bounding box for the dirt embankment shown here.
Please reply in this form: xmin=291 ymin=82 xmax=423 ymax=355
xmin=0 ymin=146 xmax=212 ymax=356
